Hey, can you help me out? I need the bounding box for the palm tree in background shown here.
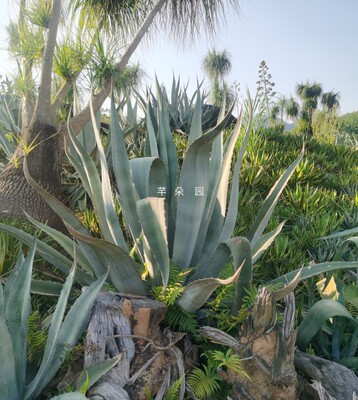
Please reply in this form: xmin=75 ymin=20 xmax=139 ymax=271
xmin=296 ymin=81 xmax=322 ymax=135
xmin=321 ymin=90 xmax=340 ymax=113
xmin=202 ymin=48 xmax=232 ymax=106
xmin=285 ymin=96 xmax=300 ymax=121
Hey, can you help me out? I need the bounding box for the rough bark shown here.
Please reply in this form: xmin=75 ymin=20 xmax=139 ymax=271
xmin=233 ymin=290 xmax=298 ymax=399
xmin=295 ymin=350 xmax=358 ymax=400
xmin=0 ymin=121 xmax=65 ymax=230
xmin=84 ymin=292 xmax=184 ymax=400
xmin=201 ymin=290 xmax=299 ymax=400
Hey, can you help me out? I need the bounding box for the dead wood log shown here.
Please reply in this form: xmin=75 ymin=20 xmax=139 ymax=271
xmin=201 ymin=290 xmax=299 ymax=400
xmin=84 ymin=292 xmax=182 ymax=400
xmin=295 ymin=350 xmax=358 ymax=400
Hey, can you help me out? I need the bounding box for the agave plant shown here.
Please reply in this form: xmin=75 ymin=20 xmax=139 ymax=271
xmin=1 ymin=83 xmax=306 ymax=314
xmin=0 ymin=239 xmax=120 ymax=399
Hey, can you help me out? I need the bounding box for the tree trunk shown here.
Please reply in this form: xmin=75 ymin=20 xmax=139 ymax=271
xmin=84 ymin=292 xmax=185 ymax=400
xmin=0 ymin=121 xmax=65 ymax=229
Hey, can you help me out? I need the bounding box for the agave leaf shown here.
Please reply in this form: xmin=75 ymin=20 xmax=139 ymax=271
xmin=66 ymin=225 xmax=148 ymax=296
xmin=110 ymin=93 xmax=142 ymax=244
xmin=0 ymin=295 xmax=19 ymax=399
xmin=176 ymin=264 xmax=243 ymax=313
xmin=187 ymin=89 xmax=202 ymax=146
xmin=334 ymin=236 xmax=358 ymax=261
xmin=219 ymin=106 xmax=252 ymax=243
xmin=320 ymin=227 xmax=358 ymax=240
xmin=6 ymin=248 xmax=33 ymax=361
xmin=0 ymin=223 xmax=92 ymax=286
xmin=194 ymin=111 xmax=247 ymax=265
xmin=27 ymin=267 xmax=108 ymax=398
xmin=137 ymin=198 xmax=169 ymax=290
xmin=89 ymin=97 xmax=127 ymax=249
xmin=188 ymin=241 xmax=231 ymax=282
xmin=172 ymin=104 xmax=236 ymax=269
xmin=4 ymin=242 xmax=35 ymax=393
xmin=129 ymin=157 xmax=166 ymax=199
xmin=297 ymin=299 xmax=355 ymax=351
xmin=246 ymin=145 xmax=304 ymax=248
xmin=31 ymin=280 xmax=63 ymax=296
xmin=67 ymin=117 xmax=127 ymax=249
xmin=50 ymin=393 xmax=88 ymax=400
xmin=251 ymin=222 xmax=285 ymax=263
xmin=146 ymin=103 xmax=159 ymax=157
xmin=26 ymin=260 xmax=77 ymax=398
xmin=157 ymin=93 xmax=178 ymax=197
xmin=65 ymin=148 xmax=91 ymax=196
xmin=269 ymin=261 xmax=358 ymax=286
xmin=74 ymin=355 xmax=121 ymax=392
xmin=227 ymin=237 xmax=252 ymax=311
xmin=25 ymin=213 xmax=94 ymax=276
xmin=272 ymin=269 xmax=302 ymax=303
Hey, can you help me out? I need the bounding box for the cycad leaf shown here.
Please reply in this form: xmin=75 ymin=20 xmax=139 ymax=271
xmin=137 ymin=198 xmax=169 ymax=290
xmin=297 ymin=299 xmax=354 ymax=351
xmin=176 ymin=264 xmax=243 ymax=313
xmin=247 ymin=145 xmax=304 ymax=247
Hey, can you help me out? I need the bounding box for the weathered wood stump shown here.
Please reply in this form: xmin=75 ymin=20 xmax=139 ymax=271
xmin=84 ymin=292 xmax=183 ymax=400
xmin=201 ymin=290 xmax=299 ymax=400
xmin=295 ymin=350 xmax=358 ymax=400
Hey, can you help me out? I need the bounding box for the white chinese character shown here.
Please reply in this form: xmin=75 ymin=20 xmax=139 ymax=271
xmin=195 ymin=187 xmax=204 ymax=196
xmin=157 ymin=186 xmax=166 ymax=196
xmin=174 ymin=187 xmax=184 ymax=196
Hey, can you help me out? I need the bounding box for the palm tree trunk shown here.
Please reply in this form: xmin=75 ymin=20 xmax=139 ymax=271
xmin=0 ymin=0 xmax=64 ymax=228
xmin=68 ymin=0 xmax=167 ymax=135
xmin=34 ymin=0 xmax=62 ymax=124
xmin=0 ymin=0 xmax=168 ymax=226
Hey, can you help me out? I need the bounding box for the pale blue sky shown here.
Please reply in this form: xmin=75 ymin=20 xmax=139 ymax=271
xmin=1 ymin=0 xmax=357 ymax=114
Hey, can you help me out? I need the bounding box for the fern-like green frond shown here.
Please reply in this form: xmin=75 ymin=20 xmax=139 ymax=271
xmin=211 ymin=349 xmax=249 ymax=378
xmin=187 ymin=365 xmax=221 ymax=399
xmin=164 ymin=305 xmax=199 ymax=334
xmin=163 ymin=376 xmax=184 ymax=400
xmin=27 ymin=310 xmax=47 ymax=366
